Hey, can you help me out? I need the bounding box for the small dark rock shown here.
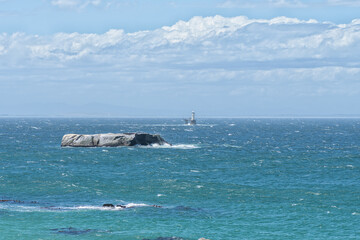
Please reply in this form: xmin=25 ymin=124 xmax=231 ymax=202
xmin=102 ymin=203 xmax=115 ymax=208
xmin=0 ymin=199 xmax=24 ymax=203
xmin=116 ymin=204 xmax=127 ymax=208
xmin=50 ymin=227 xmax=94 ymax=235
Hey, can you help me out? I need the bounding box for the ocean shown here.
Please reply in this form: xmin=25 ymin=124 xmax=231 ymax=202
xmin=0 ymin=118 xmax=359 ymax=240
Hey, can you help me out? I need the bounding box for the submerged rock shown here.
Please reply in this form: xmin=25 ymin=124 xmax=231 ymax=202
xmin=50 ymin=227 xmax=97 ymax=235
xmin=61 ymin=133 xmax=168 ymax=147
xmin=0 ymin=200 xmax=24 ymax=203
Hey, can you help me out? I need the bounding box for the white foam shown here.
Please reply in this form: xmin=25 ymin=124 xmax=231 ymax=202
xmin=145 ymin=143 xmax=199 ymax=149
xmin=125 ymin=203 xmax=149 ymax=208
xmin=223 ymin=144 xmax=243 ymax=149
xmin=306 ymin=192 xmax=321 ymax=196
xmin=74 ymin=202 xmax=150 ymax=210
xmin=0 ymin=203 xmax=153 ymax=212
xmin=71 ymin=206 xmax=106 ymax=211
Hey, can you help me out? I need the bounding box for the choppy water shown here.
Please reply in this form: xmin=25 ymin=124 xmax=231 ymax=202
xmin=0 ymin=118 xmax=359 ymax=240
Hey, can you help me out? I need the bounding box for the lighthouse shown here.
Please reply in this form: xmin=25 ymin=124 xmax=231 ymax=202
xmin=184 ymin=111 xmax=196 ymax=125
xmin=190 ymin=111 xmax=196 ymax=124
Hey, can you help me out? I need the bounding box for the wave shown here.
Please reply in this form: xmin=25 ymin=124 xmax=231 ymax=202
xmin=0 ymin=201 xmax=202 ymax=214
xmin=222 ymin=144 xmax=243 ymax=149
xmin=68 ymin=203 xmax=150 ymax=211
xmin=0 ymin=202 xmax=153 ymax=212
xmin=142 ymin=143 xmax=200 ymax=149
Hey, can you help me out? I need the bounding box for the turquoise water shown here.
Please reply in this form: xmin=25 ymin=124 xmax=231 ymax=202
xmin=0 ymin=118 xmax=359 ymax=239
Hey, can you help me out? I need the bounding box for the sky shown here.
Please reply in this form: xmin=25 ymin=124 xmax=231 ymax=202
xmin=0 ymin=0 xmax=360 ymax=117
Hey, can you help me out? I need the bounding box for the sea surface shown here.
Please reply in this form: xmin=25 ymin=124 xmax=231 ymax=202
xmin=0 ymin=118 xmax=359 ymax=240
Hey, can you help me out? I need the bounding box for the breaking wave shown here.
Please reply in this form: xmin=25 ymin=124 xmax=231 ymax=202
xmin=148 ymin=143 xmax=200 ymax=149
xmin=0 ymin=202 xmax=153 ymax=212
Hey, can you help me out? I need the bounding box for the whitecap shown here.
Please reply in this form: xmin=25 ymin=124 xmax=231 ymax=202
xmin=145 ymin=143 xmax=200 ymax=149
xmin=70 ymin=205 xmax=120 ymax=211
xmin=65 ymin=204 xmax=143 ymax=211
xmin=190 ymin=170 xmax=200 ymax=173
xmin=72 ymin=206 xmax=106 ymax=211
xmin=223 ymin=144 xmax=242 ymax=149
xmin=306 ymin=192 xmax=321 ymax=196
xmin=125 ymin=203 xmax=149 ymax=208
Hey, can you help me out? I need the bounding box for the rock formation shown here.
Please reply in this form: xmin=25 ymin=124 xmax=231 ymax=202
xmin=61 ymin=133 xmax=168 ymax=147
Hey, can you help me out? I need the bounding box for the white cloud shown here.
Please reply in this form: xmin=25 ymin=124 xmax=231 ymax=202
xmin=220 ymin=0 xmax=360 ymax=8
xmin=51 ymin=0 xmax=102 ymax=9
xmin=327 ymin=0 xmax=360 ymax=7
xmin=51 ymin=0 xmax=79 ymax=8
xmin=1 ymin=15 xmax=359 ymax=65
xmin=1 ymin=15 xmax=360 ymax=99
xmin=219 ymin=0 xmax=307 ymax=8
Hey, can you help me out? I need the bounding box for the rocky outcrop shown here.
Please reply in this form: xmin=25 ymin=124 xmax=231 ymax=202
xmin=61 ymin=133 xmax=168 ymax=147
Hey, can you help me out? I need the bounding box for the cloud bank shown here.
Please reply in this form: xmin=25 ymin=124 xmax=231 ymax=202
xmin=0 ymin=15 xmax=360 ymax=116
xmin=219 ymin=0 xmax=360 ymax=8
xmin=1 ymin=16 xmax=359 ymax=70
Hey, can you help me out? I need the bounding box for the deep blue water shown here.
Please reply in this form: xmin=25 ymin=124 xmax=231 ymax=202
xmin=0 ymin=118 xmax=359 ymax=240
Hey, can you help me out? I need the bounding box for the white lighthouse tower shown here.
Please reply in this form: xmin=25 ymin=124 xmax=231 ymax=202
xmin=190 ymin=111 xmax=196 ymax=124
xmin=184 ymin=111 xmax=196 ymax=125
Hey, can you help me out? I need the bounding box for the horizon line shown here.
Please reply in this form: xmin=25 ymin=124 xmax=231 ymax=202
xmin=1 ymin=115 xmax=360 ymax=119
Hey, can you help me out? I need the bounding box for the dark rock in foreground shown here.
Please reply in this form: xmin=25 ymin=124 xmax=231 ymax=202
xmin=50 ymin=227 xmax=101 ymax=235
xmin=61 ymin=133 xmax=168 ymax=147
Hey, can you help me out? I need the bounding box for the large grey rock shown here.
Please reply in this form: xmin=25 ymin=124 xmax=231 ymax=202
xmin=61 ymin=133 xmax=168 ymax=147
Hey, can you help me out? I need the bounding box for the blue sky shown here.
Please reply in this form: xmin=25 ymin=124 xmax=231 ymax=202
xmin=1 ymin=0 xmax=360 ymax=117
